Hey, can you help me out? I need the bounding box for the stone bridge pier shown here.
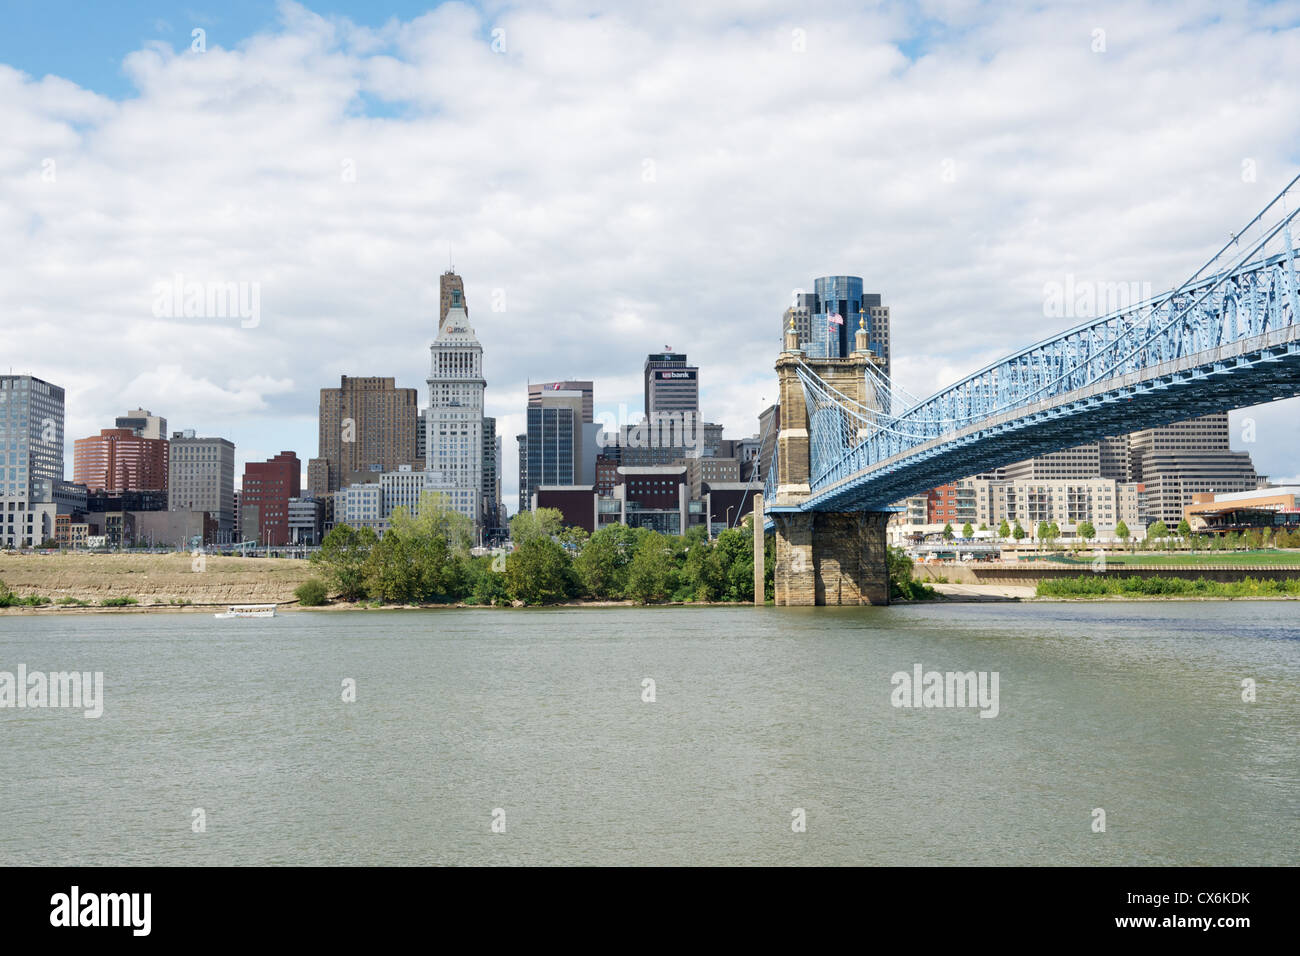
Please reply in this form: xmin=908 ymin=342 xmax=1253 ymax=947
xmin=763 ymin=320 xmax=891 ymax=606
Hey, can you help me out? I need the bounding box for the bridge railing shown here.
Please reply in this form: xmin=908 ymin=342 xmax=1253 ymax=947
xmin=797 ymin=173 xmax=1300 ymax=491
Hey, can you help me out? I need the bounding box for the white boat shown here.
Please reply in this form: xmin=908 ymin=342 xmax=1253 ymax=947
xmin=214 ymin=604 xmax=277 ymax=619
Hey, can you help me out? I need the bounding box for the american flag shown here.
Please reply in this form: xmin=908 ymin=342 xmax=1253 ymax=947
xmin=828 ymin=313 xmax=844 ymax=325
xmin=664 ymin=345 xmax=673 ymax=350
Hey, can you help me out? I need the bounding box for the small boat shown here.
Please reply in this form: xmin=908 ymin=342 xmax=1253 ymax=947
xmin=214 ymin=604 xmax=277 ymax=619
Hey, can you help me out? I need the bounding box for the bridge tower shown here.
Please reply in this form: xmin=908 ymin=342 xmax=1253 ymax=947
xmin=767 ymin=317 xmax=891 ymax=605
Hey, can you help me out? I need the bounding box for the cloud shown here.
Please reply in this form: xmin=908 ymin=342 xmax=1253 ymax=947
xmin=3 ymin=0 xmax=1300 ymax=510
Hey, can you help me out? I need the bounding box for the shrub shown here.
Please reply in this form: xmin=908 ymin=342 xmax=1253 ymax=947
xmin=100 ymin=596 xmax=138 ymax=607
xmin=295 ymin=578 xmax=329 ymax=606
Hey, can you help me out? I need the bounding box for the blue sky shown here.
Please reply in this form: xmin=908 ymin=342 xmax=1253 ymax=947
xmin=4 ymin=0 xmax=1300 ymax=507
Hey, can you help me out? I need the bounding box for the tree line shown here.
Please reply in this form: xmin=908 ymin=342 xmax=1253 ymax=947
xmin=304 ymin=494 xmax=774 ymax=606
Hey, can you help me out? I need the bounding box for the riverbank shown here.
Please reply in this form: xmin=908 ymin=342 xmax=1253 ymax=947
xmin=0 ymin=552 xmax=314 ymax=607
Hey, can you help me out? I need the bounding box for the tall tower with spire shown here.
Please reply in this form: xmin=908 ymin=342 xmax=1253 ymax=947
xmin=439 ymin=270 xmax=467 ymax=332
xmin=426 ymin=284 xmax=485 ymax=533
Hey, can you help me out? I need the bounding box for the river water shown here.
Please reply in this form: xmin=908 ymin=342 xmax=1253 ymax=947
xmin=0 ymin=603 xmax=1295 ymax=866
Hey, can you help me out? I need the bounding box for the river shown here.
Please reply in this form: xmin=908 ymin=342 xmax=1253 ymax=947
xmin=0 ymin=603 xmax=1295 ymax=865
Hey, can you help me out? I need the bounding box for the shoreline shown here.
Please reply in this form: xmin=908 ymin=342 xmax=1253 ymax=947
xmin=5 ymin=593 xmax=1300 ymax=615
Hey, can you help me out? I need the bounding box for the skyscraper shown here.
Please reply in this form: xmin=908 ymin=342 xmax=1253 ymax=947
xmin=528 ymin=381 xmax=594 ymax=423
xmin=425 ymin=286 xmax=485 ymax=530
xmin=521 ymin=390 xmax=585 ymax=511
xmin=439 ymin=270 xmax=466 ymax=332
xmin=308 ymin=376 xmax=420 ymax=495
xmin=0 ymin=374 xmax=65 ymax=548
xmin=643 ymin=352 xmax=699 ymax=417
xmin=785 ymin=276 xmax=892 ymax=377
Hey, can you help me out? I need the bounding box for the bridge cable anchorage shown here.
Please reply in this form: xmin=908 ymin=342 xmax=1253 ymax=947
xmin=787 ymin=172 xmax=1300 ymax=498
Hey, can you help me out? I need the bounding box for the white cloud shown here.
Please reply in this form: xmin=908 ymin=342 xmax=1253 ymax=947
xmin=3 ymin=0 xmax=1299 ymax=510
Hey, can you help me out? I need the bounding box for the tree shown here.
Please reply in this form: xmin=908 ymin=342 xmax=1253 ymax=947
xmin=998 ymin=519 xmax=1011 ymax=540
xmin=625 ymin=531 xmax=675 ymax=604
xmin=1176 ymin=518 xmax=1192 ymax=540
xmin=1047 ymin=521 xmax=1060 ymax=549
xmin=979 ymin=522 xmax=988 ymax=532
xmin=510 ymin=508 xmax=564 ymax=546
xmin=942 ymin=523 xmax=955 ymax=541
xmin=574 ymin=524 xmax=639 ymax=598
xmin=363 ymin=517 xmax=457 ymax=603
xmin=1078 ymin=521 xmax=1095 ymax=546
xmin=1012 ymin=521 xmax=1027 ymax=541
xmin=1147 ymin=520 xmax=1169 ymax=548
xmin=311 ymin=524 xmax=378 ymax=601
xmin=505 ymin=536 xmax=575 ymax=604
xmin=962 ymin=522 xmax=974 ymax=539
xmin=1036 ymin=521 xmax=1050 ymax=550
xmin=713 ymin=527 xmax=755 ymax=602
xmin=410 ymin=491 xmax=473 ymax=555
xmin=1115 ymin=520 xmax=1131 ymax=550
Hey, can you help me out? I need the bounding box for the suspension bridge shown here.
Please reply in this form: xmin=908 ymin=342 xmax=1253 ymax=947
xmin=756 ymin=174 xmax=1300 ymax=605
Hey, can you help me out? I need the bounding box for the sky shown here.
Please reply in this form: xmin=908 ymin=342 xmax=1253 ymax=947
xmin=3 ymin=0 xmax=1300 ymax=511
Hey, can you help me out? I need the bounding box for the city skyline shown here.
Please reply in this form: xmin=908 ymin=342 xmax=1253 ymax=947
xmin=5 ymin=1 xmax=1300 ymax=511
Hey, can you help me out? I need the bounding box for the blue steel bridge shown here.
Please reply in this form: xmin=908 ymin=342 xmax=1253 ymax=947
xmin=764 ymin=174 xmax=1300 ymax=516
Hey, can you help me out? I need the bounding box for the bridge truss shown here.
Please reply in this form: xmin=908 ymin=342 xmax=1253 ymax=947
xmin=783 ymin=174 xmax=1300 ymax=512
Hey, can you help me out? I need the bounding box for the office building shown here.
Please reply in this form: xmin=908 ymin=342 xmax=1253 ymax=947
xmin=288 ymin=497 xmax=325 ymax=545
xmin=439 ymin=270 xmax=466 ymax=331
xmin=528 ymin=381 xmax=594 ymax=423
xmin=1184 ymin=486 xmax=1300 ymax=534
xmin=783 ymin=276 xmax=892 ymax=376
xmin=481 ymin=417 xmax=502 ymax=535
xmin=73 ymin=427 xmax=169 ymax=494
xmin=168 ymin=430 xmax=235 ymax=541
xmin=0 ymin=374 xmax=65 ymax=547
xmin=241 ymin=451 xmax=301 ymax=546
xmin=425 ymin=285 xmax=484 ymax=530
xmin=308 ymin=376 xmax=420 ymax=495
xmin=644 ymin=352 xmax=699 ymax=417
xmin=520 ymin=390 xmax=585 ymax=511
xmin=115 ymin=408 xmax=167 ymax=440
xmin=1128 ymin=414 xmax=1261 ymax=526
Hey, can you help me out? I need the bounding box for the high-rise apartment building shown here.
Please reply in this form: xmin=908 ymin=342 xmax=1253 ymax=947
xmin=0 ymin=374 xmax=66 ymax=548
xmin=308 ymin=376 xmax=420 ymax=495
xmin=241 ymin=451 xmax=301 ymax=546
xmin=643 ymin=352 xmax=699 ymax=417
xmin=425 ymin=286 xmax=484 ymax=529
xmin=73 ymin=427 xmax=169 ymax=494
xmin=168 ymin=430 xmax=235 ymax=540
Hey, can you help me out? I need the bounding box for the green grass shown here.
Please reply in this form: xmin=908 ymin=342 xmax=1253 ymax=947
xmin=1037 ymin=575 xmax=1300 ymax=597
